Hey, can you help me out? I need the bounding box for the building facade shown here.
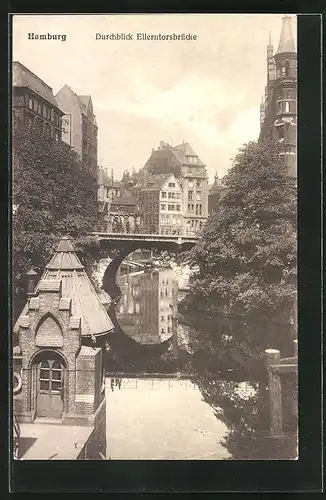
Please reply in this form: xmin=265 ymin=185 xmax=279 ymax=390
xmin=139 ymin=173 xmax=183 ymax=235
xmin=55 ymin=85 xmax=98 ymax=176
xmin=259 ymin=16 xmax=297 ymax=179
xmin=143 ymin=141 xmax=209 ymax=235
xmin=12 ymin=61 xmax=64 ymax=141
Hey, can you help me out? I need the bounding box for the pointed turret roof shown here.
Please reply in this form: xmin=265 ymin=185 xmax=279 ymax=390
xmin=14 ymin=236 xmax=114 ymax=338
xmin=46 ymin=236 xmax=84 ymax=270
xmin=275 ymin=15 xmax=296 ymax=56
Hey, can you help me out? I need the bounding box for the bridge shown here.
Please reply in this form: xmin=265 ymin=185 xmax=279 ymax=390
xmin=90 ymin=232 xmax=199 ymax=298
xmin=91 ymin=232 xmax=198 ymax=246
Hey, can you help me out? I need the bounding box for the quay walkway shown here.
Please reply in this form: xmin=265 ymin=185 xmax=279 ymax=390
xmin=17 ymin=422 xmax=94 ymax=460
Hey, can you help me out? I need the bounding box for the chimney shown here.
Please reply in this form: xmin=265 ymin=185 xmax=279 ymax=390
xmin=26 ymin=269 xmax=38 ymax=297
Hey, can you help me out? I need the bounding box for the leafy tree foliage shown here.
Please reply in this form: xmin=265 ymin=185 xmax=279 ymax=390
xmin=12 ymin=122 xmax=98 ymax=305
xmin=187 ymin=139 xmax=297 ymax=324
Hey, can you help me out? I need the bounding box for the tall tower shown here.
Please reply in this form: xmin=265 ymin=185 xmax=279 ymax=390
xmin=259 ymin=16 xmax=297 ymax=180
xmin=267 ymin=32 xmax=276 ymax=85
xmin=273 ymin=15 xmax=297 ymax=178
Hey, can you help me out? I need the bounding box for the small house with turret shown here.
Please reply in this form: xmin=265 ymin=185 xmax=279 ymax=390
xmin=13 ymin=237 xmax=114 ymax=459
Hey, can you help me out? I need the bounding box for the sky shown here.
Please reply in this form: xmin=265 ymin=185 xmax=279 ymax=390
xmin=12 ymin=14 xmax=296 ymax=183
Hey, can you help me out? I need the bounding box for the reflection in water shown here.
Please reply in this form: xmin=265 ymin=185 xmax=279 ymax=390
xmin=116 ymin=269 xmax=178 ymax=345
xmin=104 ymin=266 xmax=297 ymax=460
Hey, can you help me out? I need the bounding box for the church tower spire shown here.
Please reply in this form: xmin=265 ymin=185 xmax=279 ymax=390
xmin=267 ymin=31 xmax=275 ymax=83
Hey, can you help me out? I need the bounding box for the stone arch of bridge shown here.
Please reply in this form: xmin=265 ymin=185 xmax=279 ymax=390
xmin=98 ymin=239 xmax=194 ymax=300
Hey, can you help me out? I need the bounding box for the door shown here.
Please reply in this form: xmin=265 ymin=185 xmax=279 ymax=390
xmin=36 ymin=359 xmax=64 ymax=418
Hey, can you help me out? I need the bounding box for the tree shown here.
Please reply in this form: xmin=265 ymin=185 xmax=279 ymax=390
xmin=187 ymin=139 xmax=297 ymax=326
xmin=12 ymin=122 xmax=99 ymax=306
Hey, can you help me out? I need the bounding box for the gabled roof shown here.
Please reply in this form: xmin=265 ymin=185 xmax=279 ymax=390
xmin=275 ymin=16 xmax=296 ymax=55
xmin=171 ymin=142 xmax=205 ymax=166
xmin=55 ymin=85 xmax=96 ymax=120
xmin=12 ymin=61 xmax=62 ymax=111
xmin=14 ymin=236 xmax=114 ymax=338
xmin=146 ymin=173 xmax=175 ymax=190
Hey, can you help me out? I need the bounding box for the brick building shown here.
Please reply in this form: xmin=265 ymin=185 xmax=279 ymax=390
xmin=12 ymin=61 xmax=64 ymax=141
xmin=143 ymin=141 xmax=209 ymax=235
xmin=13 ymin=237 xmax=114 ymax=433
xmin=55 ymin=85 xmax=98 ymax=176
xmin=259 ymin=15 xmax=297 ymax=179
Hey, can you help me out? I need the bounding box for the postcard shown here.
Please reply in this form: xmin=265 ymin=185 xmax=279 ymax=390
xmin=11 ymin=13 xmax=298 ymax=463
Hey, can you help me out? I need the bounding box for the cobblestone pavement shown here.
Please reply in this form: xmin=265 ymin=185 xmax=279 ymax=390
xmin=105 ymin=377 xmax=231 ymax=460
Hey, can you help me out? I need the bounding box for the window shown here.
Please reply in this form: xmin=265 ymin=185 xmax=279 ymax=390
xmin=161 ymin=204 xmax=166 ymax=210
xmin=196 ymin=192 xmax=201 ymax=201
xmin=188 ymin=181 xmax=194 ymax=189
xmin=168 ymin=192 xmax=175 ymax=199
xmin=176 ymin=205 xmax=180 ymax=211
xmin=168 ymin=204 xmax=175 ymax=211
xmin=196 ymin=204 xmax=202 ymax=215
xmin=176 ymin=192 xmax=181 ymax=199
xmin=42 ymin=105 xmax=47 ymax=117
xmin=37 ymin=102 xmax=42 ymax=114
xmin=188 ymin=191 xmax=193 ymax=200
xmin=277 ymin=125 xmax=284 ymax=140
xmin=285 ymin=101 xmax=290 ymax=113
xmin=281 ymin=65 xmax=286 ymax=76
xmin=285 ymin=60 xmax=290 ymax=76
xmin=196 ymin=180 xmax=201 ymax=188
xmin=161 ymin=191 xmax=167 ymax=198
xmin=28 ymin=98 xmax=33 ymax=109
xmin=168 ymin=182 xmax=175 ymax=188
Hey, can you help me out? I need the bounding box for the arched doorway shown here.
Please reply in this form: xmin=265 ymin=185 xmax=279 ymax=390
xmin=34 ymin=351 xmax=65 ymax=418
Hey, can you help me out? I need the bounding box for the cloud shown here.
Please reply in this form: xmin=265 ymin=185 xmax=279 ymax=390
xmin=12 ymin=13 xmax=297 ymax=181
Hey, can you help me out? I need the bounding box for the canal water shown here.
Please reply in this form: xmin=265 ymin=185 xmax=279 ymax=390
xmin=102 ymin=265 xmax=298 ymax=460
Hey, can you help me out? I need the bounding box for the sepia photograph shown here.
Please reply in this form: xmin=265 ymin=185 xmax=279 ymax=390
xmin=11 ymin=13 xmax=298 ymax=462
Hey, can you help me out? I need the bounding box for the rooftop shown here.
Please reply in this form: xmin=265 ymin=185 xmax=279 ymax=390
xmin=14 ymin=236 xmax=114 ymax=338
xmin=12 ymin=61 xmax=62 ymax=110
xmin=146 ymin=173 xmax=175 ymax=190
xmin=275 ymin=16 xmax=296 ymax=56
xmin=171 ymin=142 xmax=205 ymax=166
xmin=111 ymin=195 xmax=140 ymax=207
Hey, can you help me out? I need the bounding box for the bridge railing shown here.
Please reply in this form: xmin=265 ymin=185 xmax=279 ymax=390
xmin=92 ymin=231 xmax=198 ymax=240
xmin=94 ymin=227 xmax=199 ymax=238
